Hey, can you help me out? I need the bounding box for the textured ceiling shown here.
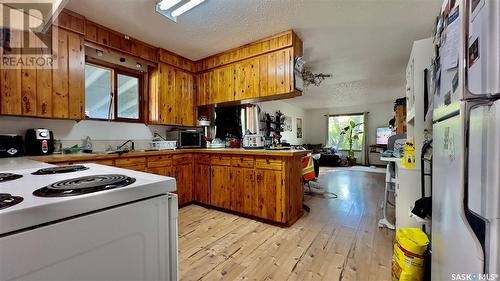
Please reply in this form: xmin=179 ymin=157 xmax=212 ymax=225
xmin=66 ymin=0 xmax=441 ymax=109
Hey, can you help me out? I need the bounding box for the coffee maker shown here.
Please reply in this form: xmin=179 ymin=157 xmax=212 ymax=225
xmin=25 ymin=129 xmax=54 ymax=156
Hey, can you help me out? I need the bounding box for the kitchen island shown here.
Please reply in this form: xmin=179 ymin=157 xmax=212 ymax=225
xmin=32 ymin=148 xmax=309 ymax=226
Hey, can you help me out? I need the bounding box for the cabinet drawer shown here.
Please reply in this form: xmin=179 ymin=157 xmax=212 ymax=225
xmin=147 ymin=155 xmax=172 ymax=168
xmin=120 ymin=164 xmax=146 ymax=172
xmin=115 ymin=157 xmax=146 ymax=167
xmin=255 ymin=157 xmax=282 ymax=170
xmin=88 ymin=159 xmax=115 ymax=166
xmin=194 ymin=153 xmax=211 ymax=164
xmin=231 ymin=156 xmax=255 ymax=168
xmin=173 ymin=154 xmax=193 ymax=165
xmin=211 ymin=155 xmax=231 ymax=166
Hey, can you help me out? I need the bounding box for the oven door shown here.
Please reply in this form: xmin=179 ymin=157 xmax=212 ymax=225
xmin=179 ymin=131 xmax=202 ymax=148
xmin=0 ymin=194 xmax=178 ymax=281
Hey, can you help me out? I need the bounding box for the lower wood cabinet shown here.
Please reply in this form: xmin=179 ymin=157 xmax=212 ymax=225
xmin=194 ymin=155 xmax=211 ymax=205
xmin=255 ymin=168 xmax=283 ymax=222
xmin=230 ymin=167 xmax=255 ymax=215
xmin=210 ymin=165 xmax=231 ymax=209
xmin=173 ymin=155 xmax=194 ymax=205
xmin=42 ymin=152 xmax=302 ymax=224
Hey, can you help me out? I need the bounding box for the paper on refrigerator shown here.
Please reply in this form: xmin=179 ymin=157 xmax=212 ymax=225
xmin=441 ymin=8 xmax=460 ymax=70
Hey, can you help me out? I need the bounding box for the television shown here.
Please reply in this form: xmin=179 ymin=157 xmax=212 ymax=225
xmin=376 ymin=127 xmax=392 ymax=145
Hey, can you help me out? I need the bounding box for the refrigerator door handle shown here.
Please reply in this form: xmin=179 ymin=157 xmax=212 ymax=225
xmin=463 ymin=100 xmax=491 ymax=271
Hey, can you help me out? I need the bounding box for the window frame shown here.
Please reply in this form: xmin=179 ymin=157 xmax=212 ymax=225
xmin=326 ymin=113 xmax=365 ymax=151
xmin=84 ymin=59 xmax=144 ymax=123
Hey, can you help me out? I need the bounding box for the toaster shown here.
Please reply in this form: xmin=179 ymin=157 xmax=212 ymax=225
xmin=25 ymin=129 xmax=54 ymax=156
xmin=242 ymin=134 xmax=265 ymax=149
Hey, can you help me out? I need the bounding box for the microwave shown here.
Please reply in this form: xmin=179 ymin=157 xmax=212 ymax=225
xmin=166 ymin=127 xmax=203 ymax=148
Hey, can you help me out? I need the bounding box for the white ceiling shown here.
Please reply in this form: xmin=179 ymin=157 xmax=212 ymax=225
xmin=66 ymin=0 xmax=441 ymax=109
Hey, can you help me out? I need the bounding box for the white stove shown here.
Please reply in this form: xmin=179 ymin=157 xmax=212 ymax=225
xmin=0 ymin=163 xmax=178 ymax=281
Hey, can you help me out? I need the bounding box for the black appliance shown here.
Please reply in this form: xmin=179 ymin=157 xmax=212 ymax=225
xmin=25 ymin=129 xmax=54 ymax=156
xmin=166 ymin=127 xmax=203 ymax=148
xmin=0 ymin=135 xmax=23 ymax=158
xmin=33 ymin=174 xmax=136 ymax=197
xmin=0 ymin=193 xmax=23 ymax=210
xmin=0 ymin=173 xmax=23 ymax=183
xmin=32 ymin=165 xmax=89 ymax=175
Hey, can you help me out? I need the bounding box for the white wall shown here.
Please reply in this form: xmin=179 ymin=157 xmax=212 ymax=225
xmin=256 ymin=100 xmax=307 ymax=145
xmin=0 ymin=116 xmax=169 ymax=150
xmin=304 ymin=101 xmax=396 ymax=165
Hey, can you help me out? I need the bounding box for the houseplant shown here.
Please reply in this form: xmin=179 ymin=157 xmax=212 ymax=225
xmin=340 ymin=121 xmax=363 ymax=165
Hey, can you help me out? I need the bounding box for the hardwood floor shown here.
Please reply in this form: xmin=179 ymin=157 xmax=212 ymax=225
xmin=178 ymin=169 xmax=395 ymax=281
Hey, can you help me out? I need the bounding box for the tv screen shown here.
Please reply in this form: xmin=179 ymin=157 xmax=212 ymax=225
xmin=376 ymin=127 xmax=392 ymax=145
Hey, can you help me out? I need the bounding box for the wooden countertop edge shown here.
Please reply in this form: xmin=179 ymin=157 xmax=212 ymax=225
xmin=31 ymin=149 xmax=311 ymax=163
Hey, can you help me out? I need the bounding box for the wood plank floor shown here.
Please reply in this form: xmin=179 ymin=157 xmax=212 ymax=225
xmin=178 ymin=169 xmax=395 ymax=281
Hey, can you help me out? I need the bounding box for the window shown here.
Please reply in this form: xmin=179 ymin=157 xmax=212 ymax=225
xmin=327 ymin=114 xmax=364 ymax=150
xmin=85 ymin=63 xmax=142 ymax=121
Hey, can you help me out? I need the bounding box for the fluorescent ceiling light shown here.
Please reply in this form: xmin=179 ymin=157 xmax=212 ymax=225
xmin=171 ymin=0 xmax=204 ymax=17
xmin=158 ymin=0 xmax=182 ymax=11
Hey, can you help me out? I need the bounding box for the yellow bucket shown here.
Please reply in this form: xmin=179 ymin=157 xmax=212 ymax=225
xmin=392 ymin=228 xmax=430 ymax=281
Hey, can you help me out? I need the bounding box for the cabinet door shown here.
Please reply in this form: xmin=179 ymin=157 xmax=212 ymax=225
xmin=174 ymin=163 xmax=194 ymax=205
xmin=175 ymin=69 xmax=195 ymax=126
xmin=196 ymin=72 xmax=211 ymax=106
xmin=230 ymin=167 xmax=255 ymax=214
xmin=52 ymin=28 xmax=84 ymax=119
xmin=254 ymin=169 xmax=283 ymax=222
xmin=210 ymin=165 xmax=231 ymax=209
xmin=216 ymin=65 xmax=235 ymax=104
xmin=234 ymin=57 xmax=259 ymax=101
xmin=1 ymin=27 xmax=84 ymax=119
xmin=194 ymin=163 xmax=211 ymax=204
xmin=260 ymin=48 xmax=293 ymax=97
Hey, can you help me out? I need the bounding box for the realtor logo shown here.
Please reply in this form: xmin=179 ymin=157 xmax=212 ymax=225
xmin=0 ymin=1 xmax=59 ymax=69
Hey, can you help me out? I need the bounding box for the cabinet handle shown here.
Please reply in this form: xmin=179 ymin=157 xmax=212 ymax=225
xmin=41 ymin=103 xmax=47 ymax=114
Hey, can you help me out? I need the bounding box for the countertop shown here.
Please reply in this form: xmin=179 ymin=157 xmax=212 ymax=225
xmin=0 ymin=158 xmax=54 ymax=171
xmin=30 ymin=148 xmax=310 ymax=163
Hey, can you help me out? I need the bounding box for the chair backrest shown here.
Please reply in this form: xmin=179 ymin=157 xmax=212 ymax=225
xmin=387 ymin=134 xmax=406 ymax=178
xmin=388 ymin=133 xmax=406 ymax=151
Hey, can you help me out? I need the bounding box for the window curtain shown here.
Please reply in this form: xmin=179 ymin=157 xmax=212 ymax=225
xmin=361 ymin=112 xmax=369 ymax=166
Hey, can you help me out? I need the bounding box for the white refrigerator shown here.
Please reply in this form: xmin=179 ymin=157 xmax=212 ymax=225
xmin=432 ymin=0 xmax=500 ymax=279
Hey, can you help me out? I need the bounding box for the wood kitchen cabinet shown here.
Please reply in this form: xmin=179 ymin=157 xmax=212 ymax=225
xmin=194 ymin=154 xmax=211 ymax=205
xmin=210 ymin=156 xmax=232 ymax=209
xmin=234 ymin=57 xmax=260 ymax=101
xmin=230 ymin=156 xmax=256 ymax=214
xmin=147 ymin=155 xmax=173 ymax=177
xmin=149 ymin=63 xmax=195 ymax=126
xmin=254 ymin=157 xmax=284 ymax=222
xmin=1 ymin=27 xmax=84 ymax=119
xmin=173 ymin=154 xmax=194 ymax=206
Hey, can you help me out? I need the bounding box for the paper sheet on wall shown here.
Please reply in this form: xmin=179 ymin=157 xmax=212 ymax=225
xmin=442 ymin=8 xmax=460 ymax=70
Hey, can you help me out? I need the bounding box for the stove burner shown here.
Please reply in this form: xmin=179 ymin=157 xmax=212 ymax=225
xmin=0 ymin=193 xmax=23 ymax=210
xmin=33 ymin=174 xmax=136 ymax=197
xmin=32 ymin=165 xmax=89 ymax=175
xmin=0 ymin=173 xmax=23 ymax=183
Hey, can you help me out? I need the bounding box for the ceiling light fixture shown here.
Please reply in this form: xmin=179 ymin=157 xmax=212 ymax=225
xmin=156 ymin=0 xmax=206 ymax=22
xmin=158 ymin=0 xmax=182 ymax=11
xmin=171 ymin=0 xmax=205 ymax=17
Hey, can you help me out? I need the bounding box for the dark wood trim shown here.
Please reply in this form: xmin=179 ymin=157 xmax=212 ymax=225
xmin=84 ymin=61 xmax=144 ymax=123
xmin=325 ymin=112 xmax=369 ymax=117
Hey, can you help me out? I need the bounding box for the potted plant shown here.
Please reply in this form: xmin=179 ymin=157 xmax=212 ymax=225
xmin=340 ymin=121 xmax=363 ymax=166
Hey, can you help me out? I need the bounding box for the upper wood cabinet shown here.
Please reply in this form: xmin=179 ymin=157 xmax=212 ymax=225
xmin=149 ymin=63 xmax=195 ymax=126
xmin=84 ymin=20 xmax=158 ymax=63
xmin=195 ymin=46 xmax=297 ymax=106
xmin=0 ymin=27 xmax=84 ymax=120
